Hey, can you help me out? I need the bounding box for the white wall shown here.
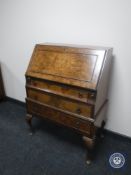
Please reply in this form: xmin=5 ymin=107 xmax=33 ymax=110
xmin=0 ymin=0 xmax=131 ymax=137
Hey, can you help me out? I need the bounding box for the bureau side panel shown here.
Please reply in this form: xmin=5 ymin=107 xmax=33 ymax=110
xmin=95 ymin=49 xmax=113 ymax=115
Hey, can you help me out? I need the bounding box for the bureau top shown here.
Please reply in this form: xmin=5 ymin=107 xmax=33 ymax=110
xmin=26 ymin=43 xmax=112 ymax=90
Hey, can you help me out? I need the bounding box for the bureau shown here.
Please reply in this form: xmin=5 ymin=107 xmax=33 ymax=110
xmin=25 ymin=43 xmax=112 ymax=164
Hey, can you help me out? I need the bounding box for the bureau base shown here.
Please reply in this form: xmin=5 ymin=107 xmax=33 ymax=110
xmin=26 ymin=112 xmax=105 ymax=164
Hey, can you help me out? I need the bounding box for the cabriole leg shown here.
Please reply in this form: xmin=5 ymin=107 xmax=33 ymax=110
xmin=82 ymin=136 xmax=95 ymax=165
xmin=97 ymin=120 xmax=106 ymax=139
xmin=26 ymin=114 xmax=33 ymax=135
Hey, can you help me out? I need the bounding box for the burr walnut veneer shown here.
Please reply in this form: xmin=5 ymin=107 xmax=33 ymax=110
xmin=25 ymin=44 xmax=112 ymax=164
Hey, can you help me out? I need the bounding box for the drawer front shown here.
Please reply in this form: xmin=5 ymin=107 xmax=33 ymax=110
xmin=26 ymin=98 xmax=92 ymax=136
xmin=27 ymin=88 xmax=94 ymax=118
xmin=26 ymin=77 xmax=96 ymax=103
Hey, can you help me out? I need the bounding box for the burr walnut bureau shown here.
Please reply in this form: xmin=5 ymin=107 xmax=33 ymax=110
xmin=25 ymin=43 xmax=113 ymax=164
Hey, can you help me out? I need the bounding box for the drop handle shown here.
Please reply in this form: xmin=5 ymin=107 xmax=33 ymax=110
xmin=89 ymin=93 xmax=95 ymax=98
xmin=78 ymin=93 xmax=83 ymax=98
xmin=76 ymin=121 xmax=80 ymax=127
xmin=90 ymin=94 xmax=94 ymax=97
xmin=76 ymin=108 xmax=81 ymax=114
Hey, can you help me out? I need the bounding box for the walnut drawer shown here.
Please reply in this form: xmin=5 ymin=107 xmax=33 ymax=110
xmin=26 ymin=98 xmax=94 ymax=136
xmin=26 ymin=77 xmax=96 ymax=104
xmin=26 ymin=87 xmax=94 ymax=118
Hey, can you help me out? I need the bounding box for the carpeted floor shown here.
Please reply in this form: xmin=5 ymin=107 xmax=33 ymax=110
xmin=0 ymin=100 xmax=131 ymax=175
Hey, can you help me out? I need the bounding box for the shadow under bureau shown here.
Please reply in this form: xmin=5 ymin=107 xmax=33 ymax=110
xmin=25 ymin=43 xmax=113 ymax=164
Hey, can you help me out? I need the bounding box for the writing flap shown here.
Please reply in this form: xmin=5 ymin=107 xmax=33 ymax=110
xmin=26 ymin=44 xmax=107 ymax=90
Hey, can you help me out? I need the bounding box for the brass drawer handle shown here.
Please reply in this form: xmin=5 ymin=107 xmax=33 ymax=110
xmin=78 ymin=93 xmax=83 ymax=98
xmin=90 ymin=93 xmax=94 ymax=98
xmin=76 ymin=108 xmax=81 ymax=114
xmin=87 ymin=93 xmax=95 ymax=99
xmin=76 ymin=121 xmax=80 ymax=127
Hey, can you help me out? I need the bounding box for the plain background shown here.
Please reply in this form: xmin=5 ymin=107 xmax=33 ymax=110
xmin=0 ymin=0 xmax=131 ymax=137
